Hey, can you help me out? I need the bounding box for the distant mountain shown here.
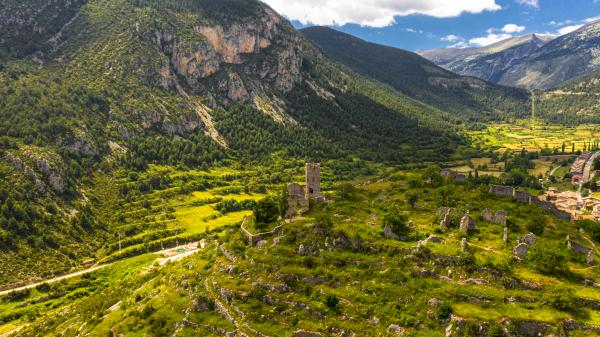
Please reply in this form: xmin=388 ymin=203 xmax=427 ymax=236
xmin=420 ymin=21 xmax=600 ymax=90
xmin=503 ymin=21 xmax=600 ymax=89
xmin=418 ymin=34 xmax=554 ymax=87
xmin=302 ymin=26 xmax=530 ymax=122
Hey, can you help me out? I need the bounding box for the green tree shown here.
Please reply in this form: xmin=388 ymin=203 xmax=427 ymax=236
xmin=528 ymin=240 xmax=568 ymax=275
xmin=279 ymin=186 xmax=289 ymax=218
xmin=407 ymin=192 xmax=419 ymax=209
xmin=381 ymin=206 xmax=408 ymax=236
xmin=423 ymin=165 xmax=443 ymax=187
xmin=434 ymin=185 xmax=456 ymax=207
xmin=253 ymin=196 xmax=280 ymax=229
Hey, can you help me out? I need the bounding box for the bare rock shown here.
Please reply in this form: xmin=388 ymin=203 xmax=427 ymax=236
xmin=291 ymin=330 xmax=322 ymax=337
xmin=302 ymin=277 xmax=326 ymax=285
xmin=513 ymin=243 xmax=529 ymax=260
xmin=388 ymin=324 xmax=405 ymax=335
xmin=514 ymin=321 xmax=551 ymax=337
xmin=383 ymin=224 xmax=400 ymax=240
xmin=459 ymin=211 xmax=476 ymax=233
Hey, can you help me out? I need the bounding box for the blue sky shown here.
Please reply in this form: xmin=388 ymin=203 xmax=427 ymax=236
xmin=262 ymin=0 xmax=600 ymax=51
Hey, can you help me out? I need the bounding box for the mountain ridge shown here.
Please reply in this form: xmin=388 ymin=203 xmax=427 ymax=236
xmin=302 ymin=26 xmax=530 ymax=122
xmin=419 ymin=21 xmax=600 ymax=89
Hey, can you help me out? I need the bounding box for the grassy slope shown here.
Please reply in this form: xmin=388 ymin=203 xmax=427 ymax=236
xmin=3 ymin=170 xmax=599 ymax=336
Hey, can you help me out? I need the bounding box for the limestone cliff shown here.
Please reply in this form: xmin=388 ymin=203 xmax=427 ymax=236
xmin=149 ymin=3 xmax=302 ymax=114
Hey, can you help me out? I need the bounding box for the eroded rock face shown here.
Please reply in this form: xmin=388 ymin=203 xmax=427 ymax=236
xmin=150 ymin=4 xmax=303 ymax=105
xmin=196 ymin=22 xmax=274 ymax=64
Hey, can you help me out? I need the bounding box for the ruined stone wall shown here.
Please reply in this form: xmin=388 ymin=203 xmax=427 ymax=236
xmin=305 ymin=163 xmax=321 ymax=200
xmin=489 ymin=185 xmax=515 ymax=198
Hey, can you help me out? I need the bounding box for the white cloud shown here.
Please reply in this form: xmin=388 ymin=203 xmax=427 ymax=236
xmin=501 ymin=23 xmax=526 ymax=33
xmin=466 ymin=23 xmax=525 ymax=47
xmin=515 ymin=0 xmax=539 ymax=8
xmin=557 ymin=24 xmax=584 ymax=35
xmin=262 ymin=0 xmax=501 ymax=27
xmin=441 ymin=34 xmax=461 ymax=42
xmin=469 ymin=33 xmax=512 ymax=46
xmin=584 ymin=15 xmax=600 ymax=23
xmin=404 ymin=28 xmax=424 ymax=34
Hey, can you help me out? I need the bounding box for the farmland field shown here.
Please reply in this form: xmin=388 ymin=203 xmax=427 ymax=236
xmin=470 ymin=120 xmax=600 ymax=153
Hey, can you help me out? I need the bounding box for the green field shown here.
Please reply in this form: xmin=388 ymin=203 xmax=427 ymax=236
xmin=470 ymin=120 xmax=600 ymax=153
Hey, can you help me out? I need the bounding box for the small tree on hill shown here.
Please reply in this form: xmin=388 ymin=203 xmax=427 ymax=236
xmin=253 ymin=196 xmax=279 ymax=230
xmin=528 ymin=240 xmax=568 ymax=275
xmin=381 ymin=206 xmax=408 ymax=236
xmin=407 ymin=192 xmax=419 ymax=209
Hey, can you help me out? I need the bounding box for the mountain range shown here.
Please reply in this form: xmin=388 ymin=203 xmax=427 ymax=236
xmin=419 ymin=21 xmax=600 ymax=90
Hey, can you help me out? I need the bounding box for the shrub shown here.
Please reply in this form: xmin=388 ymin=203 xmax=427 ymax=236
xmin=526 ymin=214 xmax=546 ymax=236
xmin=528 ymin=240 xmax=568 ymax=275
xmin=437 ymin=303 xmax=453 ymax=319
xmin=336 ymin=183 xmax=359 ymax=200
xmin=381 ymin=207 xmax=408 ymax=236
xmin=253 ymin=196 xmax=279 ymax=229
xmin=324 ymin=294 xmax=339 ymax=311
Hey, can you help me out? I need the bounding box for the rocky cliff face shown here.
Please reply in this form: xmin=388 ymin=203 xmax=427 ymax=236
xmin=500 ymin=22 xmax=600 ymax=89
xmin=151 ymin=4 xmax=303 ymax=110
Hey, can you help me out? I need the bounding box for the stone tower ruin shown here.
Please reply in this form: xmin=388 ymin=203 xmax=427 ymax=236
xmin=305 ymin=163 xmax=322 ymax=201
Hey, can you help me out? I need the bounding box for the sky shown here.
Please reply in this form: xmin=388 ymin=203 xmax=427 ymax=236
xmin=261 ymin=0 xmax=600 ymax=51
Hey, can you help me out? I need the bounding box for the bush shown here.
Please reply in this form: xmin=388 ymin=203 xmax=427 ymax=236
xmin=324 ymin=294 xmax=339 ymax=311
xmin=526 ymin=214 xmax=546 ymax=236
xmin=528 ymin=240 xmax=568 ymax=275
xmin=437 ymin=303 xmax=453 ymax=319
xmin=336 ymin=183 xmax=359 ymax=200
xmin=577 ymin=220 xmax=600 ymax=243
xmin=381 ymin=207 xmax=408 ymax=236
xmin=253 ymin=196 xmax=280 ymax=230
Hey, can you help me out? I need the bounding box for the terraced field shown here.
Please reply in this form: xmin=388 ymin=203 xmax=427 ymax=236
xmin=470 ymin=121 xmax=600 ymax=153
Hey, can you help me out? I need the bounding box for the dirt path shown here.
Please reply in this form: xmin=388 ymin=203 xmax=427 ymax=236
xmin=0 ymin=242 xmax=201 ymax=297
xmin=0 ymin=264 xmax=112 ymax=297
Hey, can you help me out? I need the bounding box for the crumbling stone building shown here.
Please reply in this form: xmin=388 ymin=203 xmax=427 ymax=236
xmin=286 ymin=163 xmax=323 ymax=217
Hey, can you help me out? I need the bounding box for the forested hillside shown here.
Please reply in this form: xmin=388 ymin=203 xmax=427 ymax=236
xmin=0 ymin=0 xmax=468 ymax=286
xmin=303 ymin=26 xmax=531 ymax=124
xmin=538 ymin=72 xmax=600 ymax=124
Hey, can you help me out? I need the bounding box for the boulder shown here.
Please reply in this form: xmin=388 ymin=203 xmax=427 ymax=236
xmin=256 ymin=240 xmax=268 ymax=248
xmin=302 ymin=277 xmax=326 ymax=285
xmin=459 ymin=212 xmax=476 ymax=233
xmin=513 ymin=243 xmax=529 ymax=259
xmin=388 ymin=324 xmax=405 ymax=335
xmin=482 ymin=208 xmax=494 ymax=222
xmin=298 ymin=244 xmax=307 ymax=256
xmin=420 ymin=235 xmax=445 ymax=246
xmin=494 ymin=210 xmax=508 ymax=225
xmin=440 ymin=211 xmax=452 ymax=229
xmin=383 ymin=224 xmax=400 ymax=240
